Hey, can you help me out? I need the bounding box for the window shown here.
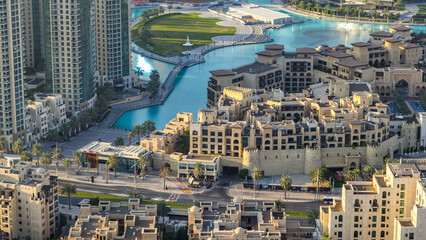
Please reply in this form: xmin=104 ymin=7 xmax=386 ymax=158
xmin=400 ymin=200 xmax=404 ymax=206
xmin=401 ymin=184 xmax=405 ymax=190
xmin=338 ymin=215 xmax=343 ymax=222
xmin=401 ymin=192 xmax=405 ymax=198
xmin=372 ymin=216 xmax=377 ymax=222
xmin=400 ymin=208 xmax=404 ymax=214
xmin=372 ymin=231 xmax=376 ymax=238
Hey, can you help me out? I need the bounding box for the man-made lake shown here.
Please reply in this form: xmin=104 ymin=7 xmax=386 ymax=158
xmin=113 ymin=7 xmax=426 ymax=130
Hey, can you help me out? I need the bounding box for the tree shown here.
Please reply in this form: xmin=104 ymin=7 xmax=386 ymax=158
xmin=160 ymin=166 xmax=170 ymax=190
xmin=89 ymin=196 xmax=100 ymax=206
xmin=20 ymin=151 xmax=32 ymax=162
xmin=308 ymin=209 xmax=319 ymax=226
xmin=310 ymin=168 xmax=331 ymax=186
xmin=251 ymin=167 xmax=263 ymax=197
xmin=133 ymin=124 xmax=143 ymax=143
xmin=143 ymin=120 xmax=156 ymax=134
xmin=159 ymin=6 xmax=164 ymax=14
xmin=73 ymin=152 xmax=83 ymax=175
xmin=175 ymin=130 xmax=189 ymax=154
xmin=0 ymin=136 xmax=8 ymax=157
xmin=128 ymin=190 xmax=143 ymax=201
xmin=176 ymin=226 xmax=188 ymax=240
xmin=138 ymin=155 xmax=148 ymax=180
xmin=320 ymin=232 xmax=332 ymax=240
xmin=147 ymin=70 xmax=161 ymax=96
xmin=40 ymin=152 xmax=52 ymax=171
xmin=114 ymin=136 xmax=124 ymax=146
xmin=63 ymin=158 xmax=73 ymax=178
xmin=32 ymin=143 xmax=42 ymax=165
xmin=374 ymin=168 xmax=385 ymax=175
xmin=126 ymin=131 xmax=134 ymax=146
xmin=107 ymin=154 xmax=119 ymax=177
xmin=238 ymin=168 xmax=249 ymax=179
xmin=193 ymin=162 xmax=204 ymax=180
xmin=275 ymin=200 xmax=284 ymax=211
xmin=12 ymin=140 xmax=24 ymax=155
xmin=157 ymin=201 xmax=171 ymax=239
xmin=279 ymin=174 xmax=292 ymax=199
xmin=53 ymin=147 xmax=64 ymax=170
xmin=60 ymin=183 xmax=76 ymax=209
xmin=46 ymin=129 xmax=60 ymax=142
xmin=361 ymin=166 xmax=374 ymax=180
xmin=138 ymin=25 xmax=154 ymax=43
xmin=167 ymin=4 xmax=172 ymax=13
xmin=344 ymin=169 xmax=360 ymax=181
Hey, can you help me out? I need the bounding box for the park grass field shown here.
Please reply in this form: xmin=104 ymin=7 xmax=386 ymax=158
xmin=418 ymin=5 xmax=426 ymax=15
xmin=132 ymin=12 xmax=236 ymax=56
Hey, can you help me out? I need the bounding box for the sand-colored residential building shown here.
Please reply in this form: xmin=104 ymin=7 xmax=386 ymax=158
xmin=188 ymin=197 xmax=315 ymax=240
xmin=26 ymin=93 xmax=67 ymax=142
xmin=0 ymin=161 xmax=60 ymax=240
xmin=140 ymin=112 xmax=193 ymax=154
xmin=67 ymin=199 xmax=157 ymax=239
xmin=320 ymin=162 xmax=426 ymax=240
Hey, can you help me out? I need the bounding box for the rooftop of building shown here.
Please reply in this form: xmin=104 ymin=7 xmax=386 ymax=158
xmin=351 ymin=42 xmax=372 ymax=47
xmin=78 ymin=141 xmax=146 ymax=159
xmin=296 ymin=47 xmax=317 ymax=54
xmin=399 ymin=42 xmax=420 ymax=49
xmin=389 ymin=25 xmax=413 ymax=31
xmin=210 ymin=69 xmax=234 ymax=76
xmin=388 ymin=163 xmax=419 ymax=178
xmin=265 ymin=44 xmax=284 ymax=50
xmin=234 ymin=61 xmax=277 ymax=75
xmin=369 ymin=31 xmax=393 ymax=37
xmin=344 ymin=182 xmax=376 ymax=194
xmin=256 ymin=50 xmax=282 ymax=57
xmin=324 ymin=51 xmax=353 ymax=59
xmin=384 ymin=38 xmax=401 ymax=43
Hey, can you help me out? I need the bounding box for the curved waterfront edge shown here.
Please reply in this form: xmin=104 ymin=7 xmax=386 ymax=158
xmin=279 ymin=5 xmax=426 ymax=26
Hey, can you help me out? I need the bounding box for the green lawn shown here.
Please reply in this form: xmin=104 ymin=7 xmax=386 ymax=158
xmin=418 ymin=5 xmax=426 ymax=14
xmin=132 ymin=12 xmax=236 ymax=56
xmin=286 ymin=211 xmax=310 ymax=218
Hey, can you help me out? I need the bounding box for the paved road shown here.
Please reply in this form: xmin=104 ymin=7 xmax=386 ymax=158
xmin=401 ymin=4 xmax=420 ymax=22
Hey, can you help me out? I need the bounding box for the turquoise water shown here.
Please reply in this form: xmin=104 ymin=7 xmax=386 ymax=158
xmin=131 ymin=52 xmax=174 ymax=83
xmin=130 ymin=7 xmax=153 ymax=20
xmin=114 ymin=7 xmax=426 ymax=130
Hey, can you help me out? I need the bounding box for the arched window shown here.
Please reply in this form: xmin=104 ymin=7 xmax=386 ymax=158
xmin=354 ymin=231 xmax=358 ymax=238
xmin=373 ymin=199 xmax=378 ymax=206
xmin=292 ymin=73 xmax=297 ymax=76
xmin=192 ymin=130 xmax=198 ymax=135
xmin=355 ymin=199 xmax=360 ymax=206
xmin=233 ymin=140 xmax=239 ymax=144
xmin=307 ymin=73 xmax=312 ymax=76
xmin=372 ymin=231 xmax=376 ymax=238
xmin=285 ymin=73 xmax=290 ymax=76
xmin=382 ymin=191 xmax=386 ymax=198
xmin=380 ymin=231 xmax=385 ymax=238
xmin=234 ymin=133 xmax=238 ymax=137
xmin=354 ymin=129 xmax=358 ymax=134
xmin=338 ymin=215 xmax=343 ymax=222
xmin=265 ymin=140 xmax=270 ymax=145
xmin=265 ymin=133 xmax=270 ymax=138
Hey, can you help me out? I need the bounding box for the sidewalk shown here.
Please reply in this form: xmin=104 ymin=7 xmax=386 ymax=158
xmin=228 ymin=184 xmax=341 ymax=203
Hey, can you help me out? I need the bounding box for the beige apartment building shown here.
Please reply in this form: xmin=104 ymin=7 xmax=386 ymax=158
xmin=43 ymin=0 xmax=97 ymax=115
xmin=188 ymin=197 xmax=315 ymax=240
xmin=207 ymin=44 xmax=313 ymax=107
xmin=26 ymin=93 xmax=67 ymax=142
xmin=140 ymin=112 xmax=193 ymax=154
xmin=320 ymin=163 xmax=426 ymax=240
xmin=0 ymin=160 xmax=60 ymax=240
xmin=67 ymin=199 xmax=157 ymax=239
xmin=0 ymin=0 xmax=27 ymax=149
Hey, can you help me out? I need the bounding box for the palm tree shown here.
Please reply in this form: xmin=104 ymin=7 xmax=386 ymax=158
xmin=12 ymin=140 xmax=24 ymax=155
xmin=160 ymin=166 xmax=170 ymax=190
xmin=374 ymin=168 xmax=385 ymax=175
xmin=344 ymin=169 xmax=360 ymax=181
xmin=107 ymin=154 xmax=119 ymax=177
xmin=193 ymin=162 xmax=204 ymax=180
xmin=275 ymin=200 xmax=284 ymax=211
xmin=127 ymin=132 xmax=134 ymax=146
xmin=128 ymin=190 xmax=143 ymax=200
xmin=32 ymin=143 xmax=42 ymax=165
xmin=361 ymin=166 xmax=374 ymax=180
xmin=167 ymin=4 xmax=172 ymax=13
xmin=133 ymin=124 xmax=143 ymax=143
xmin=53 ymin=147 xmax=64 ymax=170
xmin=138 ymin=155 xmax=148 ymax=180
xmin=40 ymin=153 xmax=52 ymax=171
xmin=73 ymin=152 xmax=83 ymax=175
xmin=0 ymin=136 xmax=8 ymax=157
xmin=60 ymin=183 xmax=76 ymax=209
xmin=308 ymin=209 xmax=320 ymax=227
xmin=20 ymin=151 xmax=32 ymax=162
xmin=320 ymin=232 xmax=332 ymax=240
xmin=143 ymin=120 xmax=156 ymax=134
xmin=63 ymin=158 xmax=73 ymax=178
xmin=279 ymin=174 xmax=292 ymax=199
xmin=251 ymin=167 xmax=263 ymax=198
